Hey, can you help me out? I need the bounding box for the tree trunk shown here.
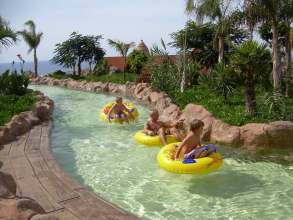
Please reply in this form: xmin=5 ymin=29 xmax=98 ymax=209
xmin=285 ymin=23 xmax=292 ymax=97
xmin=249 ymin=26 xmax=254 ymax=40
xmin=77 ymin=61 xmax=81 ymax=76
xmin=245 ymin=71 xmax=257 ymax=115
xmin=33 ymin=48 xmax=38 ymax=77
xmin=272 ymin=19 xmax=280 ymax=91
xmin=89 ymin=61 xmax=92 ymax=74
xmin=123 ymin=56 xmax=126 ymax=82
xmin=218 ymin=36 xmax=224 ymax=63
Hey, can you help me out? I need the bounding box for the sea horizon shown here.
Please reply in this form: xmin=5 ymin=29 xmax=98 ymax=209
xmin=0 ymin=60 xmax=73 ymax=75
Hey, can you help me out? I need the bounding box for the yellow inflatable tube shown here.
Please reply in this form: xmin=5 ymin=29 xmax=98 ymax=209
xmin=134 ymin=130 xmax=178 ymax=147
xmin=157 ymin=143 xmax=223 ymax=174
xmin=99 ymin=102 xmax=139 ymax=123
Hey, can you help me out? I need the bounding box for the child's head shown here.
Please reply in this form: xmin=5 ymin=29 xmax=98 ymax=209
xmin=116 ymin=96 xmax=123 ymax=104
xmin=150 ymin=109 xmax=159 ymax=121
xmin=189 ymin=119 xmax=204 ymax=133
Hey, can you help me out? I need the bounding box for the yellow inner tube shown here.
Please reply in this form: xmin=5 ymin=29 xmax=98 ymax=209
xmin=157 ymin=143 xmax=223 ymax=174
xmin=99 ymin=102 xmax=139 ymax=123
xmin=134 ymin=130 xmax=178 ymax=147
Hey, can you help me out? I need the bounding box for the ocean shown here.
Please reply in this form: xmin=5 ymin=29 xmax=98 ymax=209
xmin=0 ymin=61 xmax=71 ymax=76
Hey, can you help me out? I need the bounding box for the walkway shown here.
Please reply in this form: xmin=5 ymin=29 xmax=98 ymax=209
xmin=0 ymin=122 xmax=139 ymax=220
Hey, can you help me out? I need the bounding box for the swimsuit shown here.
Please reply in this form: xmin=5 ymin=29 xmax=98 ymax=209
xmin=184 ymin=144 xmax=217 ymax=160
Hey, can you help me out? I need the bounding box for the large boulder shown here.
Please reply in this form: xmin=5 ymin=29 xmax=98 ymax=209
xmin=0 ymin=171 xmax=17 ymax=198
xmin=181 ymin=104 xmax=215 ymax=141
xmin=265 ymin=121 xmax=293 ymax=149
xmin=210 ymin=120 xmax=240 ymax=146
xmin=31 ymin=214 xmax=59 ymax=220
xmin=5 ymin=115 xmax=31 ymax=137
xmin=240 ymin=123 xmax=269 ymax=150
xmin=148 ymin=91 xmax=164 ymax=106
xmin=0 ymin=198 xmax=46 ymax=220
xmin=161 ymin=104 xmax=181 ymax=121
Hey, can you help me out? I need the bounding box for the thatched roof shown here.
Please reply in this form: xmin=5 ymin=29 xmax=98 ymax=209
xmin=136 ymin=40 xmax=149 ymax=54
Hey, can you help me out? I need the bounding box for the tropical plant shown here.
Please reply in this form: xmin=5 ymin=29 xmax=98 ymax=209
xmin=0 ymin=70 xmax=29 ymax=96
xmin=209 ymin=63 xmax=238 ymax=101
xmin=150 ymin=60 xmax=181 ymax=98
xmin=189 ymin=0 xmax=238 ymax=63
xmin=108 ymin=39 xmax=135 ymax=81
xmin=0 ymin=16 xmax=17 ymax=49
xmin=127 ymin=50 xmax=149 ymax=74
xmin=264 ymin=91 xmax=287 ymax=119
xmin=18 ymin=20 xmax=43 ymax=77
xmin=231 ymin=41 xmax=272 ymax=115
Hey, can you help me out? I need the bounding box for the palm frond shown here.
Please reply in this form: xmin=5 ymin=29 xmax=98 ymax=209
xmin=0 ymin=16 xmax=17 ymax=48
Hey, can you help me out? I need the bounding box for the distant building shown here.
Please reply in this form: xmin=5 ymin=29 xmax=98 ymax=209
xmin=104 ymin=40 xmax=176 ymax=72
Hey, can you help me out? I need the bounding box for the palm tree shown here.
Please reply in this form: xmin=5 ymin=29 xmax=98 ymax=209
xmin=253 ymin=0 xmax=285 ymax=91
xmin=0 ymin=16 xmax=17 ymax=49
xmin=18 ymin=20 xmax=43 ymax=77
xmin=231 ymin=41 xmax=272 ymax=115
xmin=108 ymin=39 xmax=135 ymax=81
xmin=192 ymin=0 xmax=235 ymax=63
xmin=185 ymin=0 xmax=203 ymax=25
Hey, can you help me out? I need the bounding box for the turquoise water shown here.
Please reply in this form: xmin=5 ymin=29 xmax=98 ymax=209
xmin=30 ymin=85 xmax=293 ymax=220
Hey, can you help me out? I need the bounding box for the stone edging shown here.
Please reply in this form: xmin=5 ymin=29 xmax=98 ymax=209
xmin=0 ymin=91 xmax=54 ymax=145
xmin=30 ymin=76 xmax=293 ymax=150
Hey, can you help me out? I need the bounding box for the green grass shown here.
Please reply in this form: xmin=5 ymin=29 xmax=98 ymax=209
xmin=173 ymin=84 xmax=293 ymax=126
xmin=0 ymin=93 xmax=36 ymax=126
xmin=49 ymin=72 xmax=137 ymax=84
xmin=86 ymin=73 xmax=137 ymax=83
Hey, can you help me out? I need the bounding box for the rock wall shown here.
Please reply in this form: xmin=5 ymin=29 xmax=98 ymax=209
xmin=30 ymin=76 xmax=293 ymax=150
xmin=0 ymin=91 xmax=54 ymax=145
xmin=0 ymin=92 xmax=57 ymax=220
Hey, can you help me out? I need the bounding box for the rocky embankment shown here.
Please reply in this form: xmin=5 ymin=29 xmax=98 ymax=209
xmin=31 ymin=76 xmax=293 ymax=150
xmin=0 ymin=92 xmax=57 ymax=220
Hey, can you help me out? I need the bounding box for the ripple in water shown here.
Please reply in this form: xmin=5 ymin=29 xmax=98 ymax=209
xmin=30 ymin=85 xmax=293 ymax=220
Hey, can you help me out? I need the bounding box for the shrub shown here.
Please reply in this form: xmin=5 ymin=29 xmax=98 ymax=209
xmin=93 ymin=59 xmax=109 ymax=76
xmin=150 ymin=60 xmax=181 ymax=97
xmin=48 ymin=70 xmax=67 ymax=79
xmin=209 ymin=63 xmax=238 ymax=101
xmin=127 ymin=50 xmax=149 ymax=74
xmin=0 ymin=94 xmax=36 ymax=125
xmin=0 ymin=70 xmax=29 ymax=96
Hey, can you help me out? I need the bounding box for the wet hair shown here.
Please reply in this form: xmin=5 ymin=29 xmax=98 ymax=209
xmin=150 ymin=109 xmax=159 ymax=117
xmin=116 ymin=96 xmax=123 ymax=102
xmin=189 ymin=119 xmax=204 ymax=132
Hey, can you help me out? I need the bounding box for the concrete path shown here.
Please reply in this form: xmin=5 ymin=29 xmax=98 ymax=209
xmin=0 ymin=122 xmax=139 ymax=220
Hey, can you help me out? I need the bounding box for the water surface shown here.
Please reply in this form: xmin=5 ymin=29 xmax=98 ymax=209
xmin=30 ymin=85 xmax=293 ymax=220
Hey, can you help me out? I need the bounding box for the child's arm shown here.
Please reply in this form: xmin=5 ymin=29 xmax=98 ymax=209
xmin=144 ymin=121 xmax=155 ymax=135
xmin=175 ymin=134 xmax=190 ymax=160
xmin=107 ymin=104 xmax=115 ymax=121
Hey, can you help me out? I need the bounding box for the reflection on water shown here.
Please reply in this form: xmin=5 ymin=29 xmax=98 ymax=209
xmin=30 ymin=85 xmax=293 ymax=220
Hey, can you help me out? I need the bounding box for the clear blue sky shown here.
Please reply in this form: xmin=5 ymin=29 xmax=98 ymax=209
xmin=0 ymin=0 xmax=187 ymax=63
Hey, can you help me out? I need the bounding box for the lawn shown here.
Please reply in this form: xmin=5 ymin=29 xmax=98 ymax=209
xmin=49 ymin=72 xmax=137 ymax=84
xmin=174 ymin=84 xmax=293 ymax=126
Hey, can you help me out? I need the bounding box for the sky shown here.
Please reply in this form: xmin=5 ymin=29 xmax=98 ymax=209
xmin=0 ymin=0 xmax=187 ymax=63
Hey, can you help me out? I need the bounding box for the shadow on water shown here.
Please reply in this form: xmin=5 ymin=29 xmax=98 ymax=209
xmin=188 ymin=171 xmax=263 ymax=199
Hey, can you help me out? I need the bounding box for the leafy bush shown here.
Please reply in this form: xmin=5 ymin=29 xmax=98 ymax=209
xmin=0 ymin=94 xmax=36 ymax=125
xmin=93 ymin=59 xmax=109 ymax=76
xmin=127 ymin=50 xmax=149 ymax=74
xmin=150 ymin=60 xmax=181 ymax=97
xmin=0 ymin=70 xmax=29 ymax=96
xmin=209 ymin=63 xmax=238 ymax=101
xmin=48 ymin=70 xmax=67 ymax=79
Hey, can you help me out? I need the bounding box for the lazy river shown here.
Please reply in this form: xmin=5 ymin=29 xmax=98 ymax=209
xmin=30 ymin=85 xmax=293 ymax=220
